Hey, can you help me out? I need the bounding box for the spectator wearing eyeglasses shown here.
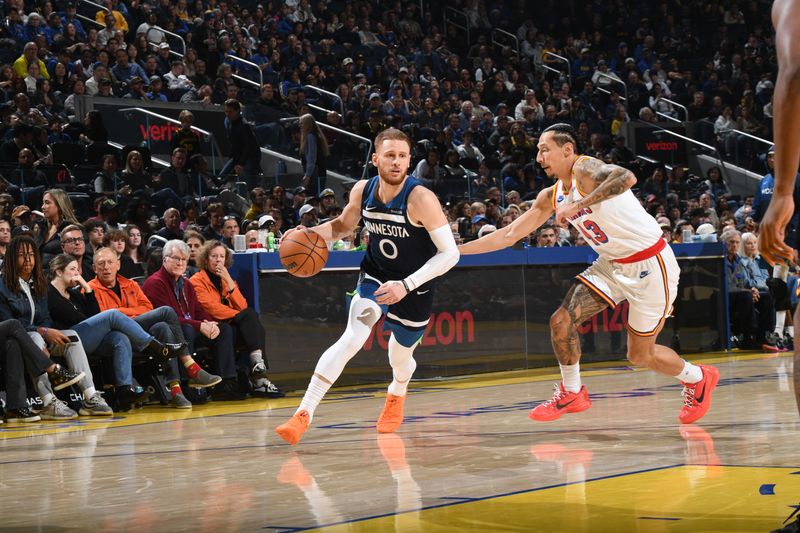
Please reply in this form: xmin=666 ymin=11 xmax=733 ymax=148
xmin=143 ymin=240 xmax=245 ymax=401
xmin=59 ymin=224 xmax=94 ymax=281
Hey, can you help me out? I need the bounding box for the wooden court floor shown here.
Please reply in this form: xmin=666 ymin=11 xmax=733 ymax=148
xmin=1 ymin=351 xmax=799 ymax=532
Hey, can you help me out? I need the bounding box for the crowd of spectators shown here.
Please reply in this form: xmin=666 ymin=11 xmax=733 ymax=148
xmin=0 ymin=0 xmax=793 ymax=421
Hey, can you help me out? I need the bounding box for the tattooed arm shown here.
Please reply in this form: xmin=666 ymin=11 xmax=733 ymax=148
xmin=555 ymin=157 xmax=637 ymax=223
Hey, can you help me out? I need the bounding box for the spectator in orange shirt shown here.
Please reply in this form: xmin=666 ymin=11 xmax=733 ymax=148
xmin=190 ymin=240 xmax=283 ymax=398
xmin=89 ymin=247 xmax=221 ymax=408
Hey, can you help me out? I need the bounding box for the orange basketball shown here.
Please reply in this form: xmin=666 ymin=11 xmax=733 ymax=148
xmin=279 ymin=229 xmax=329 ymax=277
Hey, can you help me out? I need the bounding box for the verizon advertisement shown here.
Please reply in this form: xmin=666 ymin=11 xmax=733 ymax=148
xmin=633 ymin=124 xmax=688 ymax=166
xmin=259 ymin=257 xmax=726 ymax=388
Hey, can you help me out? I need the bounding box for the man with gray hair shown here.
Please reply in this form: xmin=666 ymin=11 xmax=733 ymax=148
xmin=90 ymin=247 xmax=221 ymax=408
xmin=143 ymin=240 xmax=245 ymax=401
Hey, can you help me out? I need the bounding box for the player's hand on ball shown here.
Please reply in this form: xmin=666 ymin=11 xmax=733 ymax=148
xmin=375 ymin=281 xmax=408 ymax=305
xmin=281 ymin=225 xmax=306 ymax=242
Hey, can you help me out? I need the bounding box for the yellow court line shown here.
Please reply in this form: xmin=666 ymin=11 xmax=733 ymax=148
xmin=311 ymin=465 xmax=800 ymax=532
xmin=0 ymin=350 xmax=789 ymax=440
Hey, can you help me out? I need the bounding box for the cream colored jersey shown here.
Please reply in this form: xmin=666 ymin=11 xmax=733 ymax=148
xmin=552 ymin=156 xmax=663 ymax=260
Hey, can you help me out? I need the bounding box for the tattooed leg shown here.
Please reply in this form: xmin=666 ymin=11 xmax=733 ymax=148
xmin=549 ymin=282 xmax=609 ymax=365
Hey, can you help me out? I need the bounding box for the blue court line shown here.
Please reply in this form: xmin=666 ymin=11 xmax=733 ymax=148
xmin=261 ymin=464 xmax=685 ymax=532
xmin=639 ymin=517 xmax=682 ymax=521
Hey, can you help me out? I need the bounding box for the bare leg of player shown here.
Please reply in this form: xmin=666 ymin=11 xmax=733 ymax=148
xmin=626 ymin=325 xmax=719 ymax=424
xmin=529 ymin=284 xmax=607 ymax=422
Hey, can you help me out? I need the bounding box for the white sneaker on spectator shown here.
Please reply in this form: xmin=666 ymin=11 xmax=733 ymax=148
xmin=40 ymin=399 xmax=78 ymax=420
xmin=79 ymin=392 xmax=113 ymax=416
xmin=250 ymin=361 xmax=268 ymax=380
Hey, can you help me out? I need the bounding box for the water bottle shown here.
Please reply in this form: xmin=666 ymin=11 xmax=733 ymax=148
xmin=267 ymin=232 xmax=275 ymax=251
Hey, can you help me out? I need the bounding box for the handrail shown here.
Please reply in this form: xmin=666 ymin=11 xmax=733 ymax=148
xmin=260 ymin=146 xmax=359 ymax=187
xmin=231 ymin=73 xmax=260 ymax=88
xmin=537 ymin=63 xmax=563 ymax=77
xmin=108 ymin=140 xmax=169 ymax=168
xmin=443 ymin=6 xmax=470 ymax=50
xmin=720 ymin=128 xmax=774 ymax=147
xmin=225 ymin=54 xmax=263 ymax=88
xmin=543 ymin=51 xmax=571 ymax=85
xmin=596 ymin=71 xmax=627 ymax=112
xmin=656 ymin=111 xmax=682 ymax=123
xmin=75 ymin=13 xmax=104 ymax=28
xmin=280 ymin=116 xmax=373 ymax=181
xmin=595 ymin=86 xmax=626 ymax=102
xmin=78 ymin=0 xmax=109 ymax=13
xmin=118 ymin=107 xmax=220 ymax=185
xmin=491 ymin=28 xmax=519 ymax=58
xmin=146 ymin=26 xmax=187 ymax=57
xmin=661 ymin=98 xmax=688 ymax=121
xmin=302 ymin=85 xmax=344 ymax=116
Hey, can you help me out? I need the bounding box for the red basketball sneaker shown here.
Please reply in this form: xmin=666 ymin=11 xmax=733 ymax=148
xmin=678 ymin=364 xmax=719 ymax=424
xmin=376 ymin=394 xmax=406 ymax=433
xmin=529 ymin=383 xmax=592 ymax=422
xmin=275 ymin=410 xmax=311 ymax=445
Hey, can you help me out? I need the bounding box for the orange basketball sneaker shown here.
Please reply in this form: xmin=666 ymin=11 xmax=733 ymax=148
xmin=275 ymin=410 xmax=311 ymax=445
xmin=529 ymin=383 xmax=592 ymax=422
xmin=376 ymin=394 xmax=406 ymax=433
xmin=678 ymin=364 xmax=719 ymax=424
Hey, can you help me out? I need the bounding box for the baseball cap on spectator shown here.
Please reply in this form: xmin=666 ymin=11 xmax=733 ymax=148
xmin=369 ymin=92 xmax=382 ymax=100
xmin=99 ymin=201 xmax=117 ymax=217
xmin=471 ymin=215 xmax=488 ymax=225
xmin=477 ymin=224 xmax=497 ymax=237
xmin=203 ymin=11 xmax=215 ymax=20
xmin=342 ymin=57 xmax=353 ymax=66
xmin=159 ymin=42 xmax=170 ymax=50
xmin=92 ymin=61 xmax=106 ymax=70
xmin=149 ymin=75 xmax=162 ymax=86
xmin=320 ymin=188 xmax=335 ymax=198
xmin=768 ymin=145 xmax=775 ymax=155
xmin=618 ymin=41 xmax=627 ymax=48
xmin=292 ymin=186 xmax=306 ymax=195
xmin=696 ymin=223 xmax=716 ymax=235
xmin=99 ymin=78 xmax=112 ymax=86
xmin=11 ymin=205 xmax=31 ymax=218
xmin=625 ymin=57 xmax=635 ymax=64
xmin=580 ymin=47 xmax=590 ymax=54
xmin=257 ymin=214 xmax=275 ymax=228
xmin=65 ymin=2 xmax=76 ymax=8
xmin=129 ymin=76 xmax=143 ymax=85
xmin=299 ymin=204 xmax=315 ymax=217
xmin=399 ymin=67 xmax=409 ymax=73
xmin=305 ymin=196 xmax=320 ymax=205
xmin=597 ymin=59 xmax=607 ymax=66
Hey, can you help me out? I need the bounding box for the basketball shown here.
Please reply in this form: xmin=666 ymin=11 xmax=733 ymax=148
xmin=279 ymin=229 xmax=329 ymax=277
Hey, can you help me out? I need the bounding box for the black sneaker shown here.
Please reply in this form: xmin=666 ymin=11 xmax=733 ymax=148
xmin=115 ymin=385 xmax=150 ymax=412
xmin=5 ymin=407 xmax=41 ymax=423
xmin=142 ymin=339 xmax=187 ymax=363
xmin=785 ymin=334 xmax=794 ymax=351
xmin=250 ymin=361 xmax=269 ymax=380
xmin=49 ymin=364 xmax=85 ymax=391
xmin=212 ymin=378 xmax=248 ymax=401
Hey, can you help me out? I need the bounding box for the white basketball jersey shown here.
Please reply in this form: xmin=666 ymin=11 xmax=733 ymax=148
xmin=553 ymin=156 xmax=663 ymax=260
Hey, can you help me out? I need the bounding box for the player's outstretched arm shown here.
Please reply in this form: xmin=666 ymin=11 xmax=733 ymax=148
xmin=555 ymin=158 xmax=636 ymax=224
xmin=759 ymin=0 xmax=800 ymax=266
xmin=459 ymin=187 xmax=556 ymax=255
xmin=301 ymin=180 xmax=366 ymax=243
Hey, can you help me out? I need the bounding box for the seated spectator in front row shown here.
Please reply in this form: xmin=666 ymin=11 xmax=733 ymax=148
xmin=143 ymin=240 xmax=246 ymax=401
xmin=0 ymin=318 xmax=85 ymax=423
xmin=189 ymin=240 xmax=283 ymax=397
xmin=721 ymin=230 xmax=781 ymax=351
xmin=89 ymin=247 xmax=222 ymax=409
xmin=0 ymin=235 xmax=111 ymax=418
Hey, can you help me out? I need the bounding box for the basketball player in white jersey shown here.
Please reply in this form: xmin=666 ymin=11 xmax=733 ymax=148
xmin=759 ymin=0 xmax=800 ymax=417
xmin=460 ymin=123 xmax=719 ymax=424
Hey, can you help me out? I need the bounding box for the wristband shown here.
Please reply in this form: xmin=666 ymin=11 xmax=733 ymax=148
xmin=401 ymin=279 xmax=410 ymax=293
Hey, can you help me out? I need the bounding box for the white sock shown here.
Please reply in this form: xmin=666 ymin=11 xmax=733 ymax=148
xmin=297 ymin=375 xmax=332 ymax=422
xmin=560 ymin=362 xmax=581 ymax=393
xmin=249 ymin=350 xmax=264 ymax=364
xmin=775 ymin=311 xmax=786 ymax=335
xmin=82 ymin=386 xmax=97 ymax=400
xmin=675 ymin=360 xmax=703 ymax=384
xmin=41 ymin=392 xmax=55 ymax=407
xmin=788 ymin=326 xmax=795 ymax=337
xmin=387 ymin=334 xmax=417 ymax=397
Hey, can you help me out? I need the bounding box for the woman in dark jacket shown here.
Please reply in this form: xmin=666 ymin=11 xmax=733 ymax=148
xmin=0 ymin=236 xmax=107 ymax=418
xmin=39 ymin=188 xmax=81 ymax=267
xmin=48 ymin=253 xmax=176 ymax=410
